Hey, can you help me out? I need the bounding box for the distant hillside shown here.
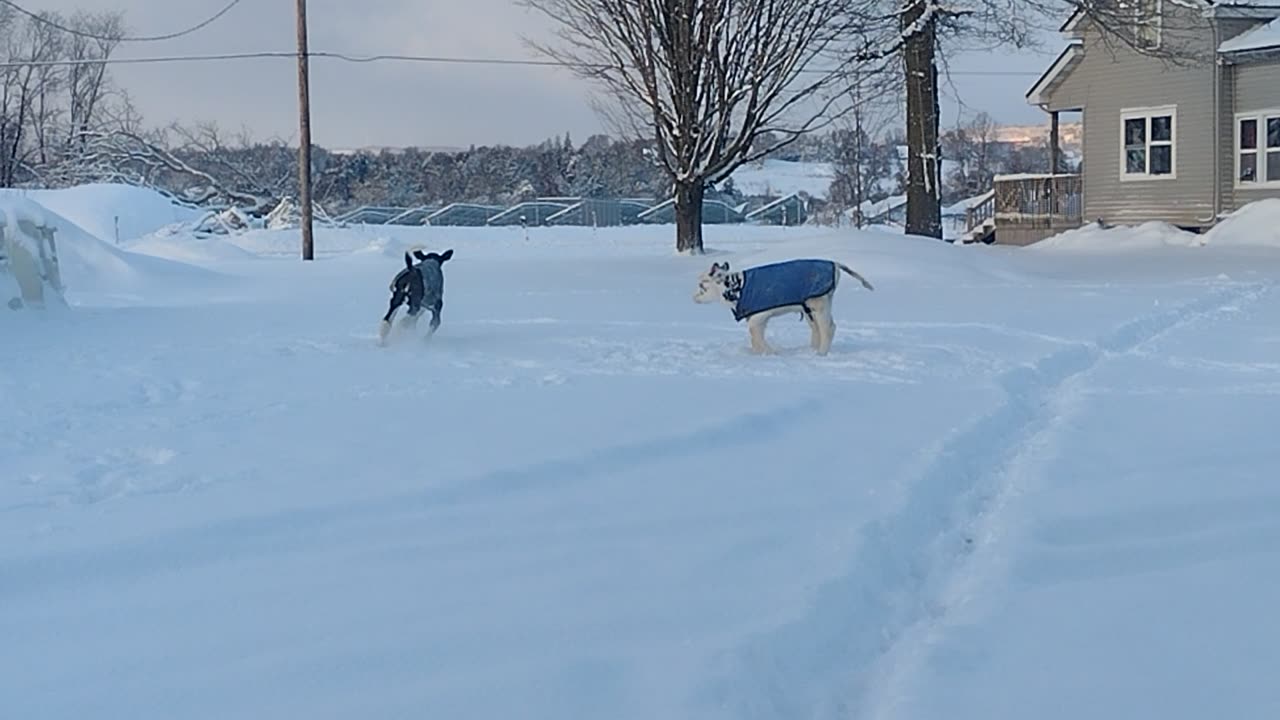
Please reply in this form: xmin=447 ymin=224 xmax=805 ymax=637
xmin=994 ymin=122 xmax=1082 ymax=151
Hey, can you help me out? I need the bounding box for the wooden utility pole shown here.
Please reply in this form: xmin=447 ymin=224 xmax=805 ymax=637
xmin=295 ymin=0 xmax=314 ymax=260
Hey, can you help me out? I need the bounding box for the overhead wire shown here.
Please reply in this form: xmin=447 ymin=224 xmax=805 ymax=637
xmin=0 ymin=0 xmax=244 ymax=42
xmin=0 ymin=0 xmax=1038 ymax=76
xmin=0 ymin=49 xmax=1041 ymax=76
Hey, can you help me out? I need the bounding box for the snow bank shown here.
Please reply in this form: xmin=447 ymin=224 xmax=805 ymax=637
xmin=1 ymin=194 xmax=222 ymax=304
xmin=1029 ymin=220 xmax=1202 ymax=252
xmin=1203 ymin=199 xmax=1280 ymax=249
xmin=4 ymin=183 xmax=203 ymax=245
xmin=1029 ymin=200 xmax=1280 ymax=252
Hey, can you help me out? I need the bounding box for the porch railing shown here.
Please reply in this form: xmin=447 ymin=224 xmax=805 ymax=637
xmin=992 ymin=173 xmax=1082 ymax=227
xmin=964 ymin=190 xmax=995 ymax=235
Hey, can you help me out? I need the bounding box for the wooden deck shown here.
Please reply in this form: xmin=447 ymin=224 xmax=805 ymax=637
xmin=964 ymin=173 xmax=1082 ymax=245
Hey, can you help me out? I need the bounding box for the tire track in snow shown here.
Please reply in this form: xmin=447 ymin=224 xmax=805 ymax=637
xmin=700 ymin=281 xmax=1270 ymax=720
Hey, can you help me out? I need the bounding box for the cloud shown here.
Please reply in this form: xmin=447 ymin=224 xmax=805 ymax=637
xmin=32 ymin=0 xmax=1057 ymax=149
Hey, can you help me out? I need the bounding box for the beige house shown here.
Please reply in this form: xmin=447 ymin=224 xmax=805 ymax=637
xmin=966 ymin=0 xmax=1280 ymax=245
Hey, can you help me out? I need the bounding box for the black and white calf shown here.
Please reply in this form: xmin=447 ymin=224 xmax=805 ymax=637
xmin=378 ymin=247 xmax=453 ymax=345
xmin=693 ymin=258 xmax=874 ymax=355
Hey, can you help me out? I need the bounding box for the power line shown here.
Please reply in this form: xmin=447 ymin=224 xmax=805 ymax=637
xmin=0 ymin=51 xmax=296 ymax=69
xmin=0 ymin=49 xmax=1043 ymax=76
xmin=0 ymin=0 xmax=244 ymax=43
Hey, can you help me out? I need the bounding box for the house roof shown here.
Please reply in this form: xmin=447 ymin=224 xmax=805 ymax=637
xmin=1219 ymin=16 xmax=1280 ymax=53
xmin=857 ymin=195 xmax=906 ymax=221
xmin=486 ymin=201 xmax=572 ymax=226
xmin=1204 ymin=0 xmax=1280 ymax=18
xmin=424 ymin=203 xmax=504 ymax=226
xmin=1025 ymin=41 xmax=1084 ymax=107
xmin=744 ymin=194 xmax=807 ymax=224
xmin=1060 ymin=1 xmax=1280 ymax=28
xmin=1059 ymin=7 xmax=1084 ymax=33
xmin=942 ymin=192 xmax=993 ymax=218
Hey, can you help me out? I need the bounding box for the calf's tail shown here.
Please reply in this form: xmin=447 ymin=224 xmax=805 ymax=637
xmin=837 ymin=262 xmax=875 ymax=291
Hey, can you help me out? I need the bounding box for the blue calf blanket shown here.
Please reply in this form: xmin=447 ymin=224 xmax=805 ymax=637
xmin=732 ymin=259 xmax=837 ymax=321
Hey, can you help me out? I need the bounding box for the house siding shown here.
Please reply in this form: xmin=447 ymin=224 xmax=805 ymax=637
xmin=1226 ymin=61 xmax=1280 ymax=211
xmin=1218 ymin=62 xmax=1237 ymax=214
xmin=1088 ymin=7 xmax=1218 ymax=227
xmin=1040 ymin=6 xmax=1235 ymax=228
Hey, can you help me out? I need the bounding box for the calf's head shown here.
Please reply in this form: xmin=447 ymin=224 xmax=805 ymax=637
xmin=693 ymin=261 xmax=733 ymax=304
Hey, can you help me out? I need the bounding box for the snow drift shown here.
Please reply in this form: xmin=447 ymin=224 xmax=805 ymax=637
xmin=1029 ymin=220 xmax=1202 ymax=252
xmin=5 ymin=183 xmax=204 ymax=245
xmin=0 ymin=192 xmax=224 ymax=305
xmin=1031 ymin=200 xmax=1280 ymax=252
xmin=125 ymin=233 xmax=258 ymax=265
xmin=1203 ymin=198 xmax=1280 ymax=249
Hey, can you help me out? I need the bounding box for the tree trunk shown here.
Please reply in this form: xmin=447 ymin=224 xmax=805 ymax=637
xmin=674 ymin=179 xmax=705 ymax=254
xmin=902 ymin=0 xmax=942 ymax=239
xmin=853 ymin=81 xmax=865 ymax=228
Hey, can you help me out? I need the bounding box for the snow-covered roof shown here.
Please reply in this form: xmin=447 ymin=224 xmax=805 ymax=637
xmin=858 ymin=195 xmax=906 ymax=221
xmin=1205 ymin=1 xmax=1280 ymax=19
xmin=1219 ymin=17 xmax=1280 ymax=53
xmin=942 ymin=192 xmax=993 ymax=217
xmin=992 ymin=172 xmax=1078 ymax=182
xmin=1059 ymin=2 xmax=1280 ymax=32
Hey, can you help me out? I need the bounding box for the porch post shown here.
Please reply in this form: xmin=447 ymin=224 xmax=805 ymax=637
xmin=1048 ymin=111 xmax=1061 ymax=227
xmin=1049 ymin=111 xmax=1061 ymax=174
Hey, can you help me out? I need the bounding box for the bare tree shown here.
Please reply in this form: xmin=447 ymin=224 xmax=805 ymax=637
xmin=520 ymin=0 xmax=900 ymax=253
xmin=941 ymin=110 xmax=998 ymax=203
xmin=62 ymin=129 xmax=274 ymax=212
xmin=26 ymin=19 xmax=65 ymax=167
xmin=828 ymin=72 xmax=899 ymax=225
xmin=1 ymin=9 xmax=64 ymax=185
xmin=941 ymin=0 xmax=1216 ymax=64
xmin=65 ymin=10 xmax=124 ymax=152
xmin=0 ymin=6 xmax=130 ymax=186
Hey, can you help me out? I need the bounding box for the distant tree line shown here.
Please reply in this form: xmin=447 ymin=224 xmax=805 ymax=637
xmin=47 ymin=120 xmax=1062 ymax=219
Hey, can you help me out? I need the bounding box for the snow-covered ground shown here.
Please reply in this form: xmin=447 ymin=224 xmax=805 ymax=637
xmin=730 ymin=159 xmax=836 ymax=199
xmin=4 ymin=186 xmax=1280 ymax=719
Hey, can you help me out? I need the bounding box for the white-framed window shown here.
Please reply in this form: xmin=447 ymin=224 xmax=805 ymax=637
xmin=1121 ymin=105 xmax=1176 ymax=180
xmin=1236 ymin=111 xmax=1280 ymax=187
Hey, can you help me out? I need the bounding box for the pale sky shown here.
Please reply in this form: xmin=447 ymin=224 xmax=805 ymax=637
xmin=39 ymin=0 xmax=1062 ymax=150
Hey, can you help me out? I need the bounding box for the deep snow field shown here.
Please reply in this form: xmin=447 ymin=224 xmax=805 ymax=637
xmin=4 ymin=187 xmax=1280 ymax=720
